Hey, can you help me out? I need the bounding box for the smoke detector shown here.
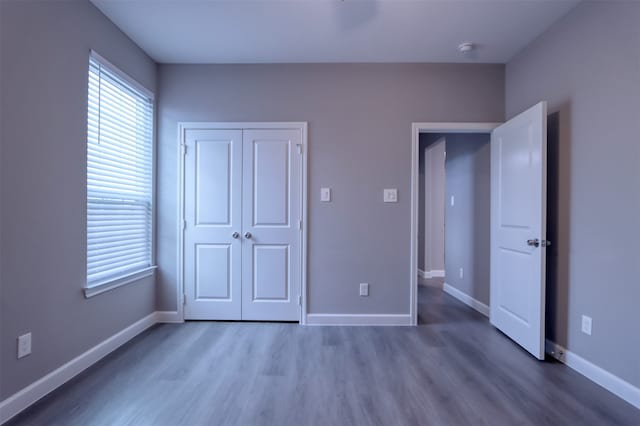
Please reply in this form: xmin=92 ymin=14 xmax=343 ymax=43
xmin=458 ymin=42 xmax=475 ymax=54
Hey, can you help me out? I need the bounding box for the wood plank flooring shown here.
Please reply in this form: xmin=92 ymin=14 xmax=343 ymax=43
xmin=8 ymin=284 xmax=640 ymax=425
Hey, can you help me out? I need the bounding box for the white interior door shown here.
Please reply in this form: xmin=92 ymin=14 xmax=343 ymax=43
xmin=184 ymin=129 xmax=243 ymax=320
xmin=490 ymin=102 xmax=547 ymax=359
xmin=182 ymin=126 xmax=303 ymax=322
xmin=241 ymin=129 xmax=302 ymax=321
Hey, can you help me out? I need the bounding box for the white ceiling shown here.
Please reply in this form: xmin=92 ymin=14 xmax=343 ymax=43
xmin=91 ymin=0 xmax=580 ymax=64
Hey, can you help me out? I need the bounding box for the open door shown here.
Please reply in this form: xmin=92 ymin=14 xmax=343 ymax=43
xmin=490 ymin=102 xmax=548 ymax=360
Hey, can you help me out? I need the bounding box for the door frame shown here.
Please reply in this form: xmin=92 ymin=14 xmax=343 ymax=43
xmin=177 ymin=122 xmax=309 ymax=324
xmin=410 ymin=122 xmax=500 ymax=326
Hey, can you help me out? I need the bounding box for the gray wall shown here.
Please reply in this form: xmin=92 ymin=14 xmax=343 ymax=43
xmin=157 ymin=64 xmax=505 ymax=314
xmin=418 ymin=135 xmax=446 ymax=274
xmin=437 ymin=133 xmax=491 ymax=305
xmin=506 ymin=1 xmax=640 ymax=387
xmin=0 ymin=0 xmax=157 ymax=399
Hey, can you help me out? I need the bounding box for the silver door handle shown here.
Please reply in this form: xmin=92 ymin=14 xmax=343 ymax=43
xmin=244 ymin=232 xmax=252 ymax=239
xmin=232 ymin=232 xmax=240 ymax=239
xmin=527 ymin=238 xmax=551 ymax=248
xmin=527 ymin=238 xmax=540 ymax=247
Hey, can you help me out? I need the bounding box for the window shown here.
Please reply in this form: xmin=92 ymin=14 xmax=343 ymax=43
xmin=86 ymin=52 xmax=154 ymax=291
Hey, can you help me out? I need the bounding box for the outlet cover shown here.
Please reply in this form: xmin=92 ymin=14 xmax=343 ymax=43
xmin=581 ymin=315 xmax=592 ymax=335
xmin=359 ymin=283 xmax=369 ymax=296
xmin=18 ymin=333 xmax=32 ymax=359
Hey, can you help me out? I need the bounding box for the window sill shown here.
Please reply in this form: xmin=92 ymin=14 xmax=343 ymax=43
xmin=84 ymin=266 xmax=157 ymax=299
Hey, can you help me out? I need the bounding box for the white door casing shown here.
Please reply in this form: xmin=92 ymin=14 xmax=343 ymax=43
xmin=490 ymin=102 xmax=547 ymax=359
xmin=181 ymin=123 xmax=306 ymax=322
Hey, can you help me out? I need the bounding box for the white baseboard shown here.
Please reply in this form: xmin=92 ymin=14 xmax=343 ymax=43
xmin=443 ymin=283 xmax=490 ymax=317
xmin=155 ymin=311 xmax=183 ymax=323
xmin=306 ymin=314 xmax=412 ymax=326
xmin=418 ymin=269 xmax=445 ymax=279
xmin=545 ymin=340 xmax=640 ymax=410
xmin=0 ymin=312 xmax=157 ymax=424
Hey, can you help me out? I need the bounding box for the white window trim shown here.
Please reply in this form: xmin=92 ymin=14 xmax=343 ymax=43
xmin=84 ymin=266 xmax=157 ymax=299
xmin=89 ymin=50 xmax=155 ymax=100
xmin=85 ymin=50 xmax=157 ymax=297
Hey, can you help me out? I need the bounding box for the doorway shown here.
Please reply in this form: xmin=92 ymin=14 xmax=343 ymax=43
xmin=418 ymin=132 xmax=492 ymax=321
xmin=178 ymin=122 xmax=308 ymax=323
xmin=411 ymin=123 xmax=498 ymax=327
xmin=411 ymin=103 xmax=549 ymax=360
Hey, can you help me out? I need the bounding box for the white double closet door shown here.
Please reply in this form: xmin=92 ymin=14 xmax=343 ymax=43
xmin=183 ymin=127 xmax=302 ymax=321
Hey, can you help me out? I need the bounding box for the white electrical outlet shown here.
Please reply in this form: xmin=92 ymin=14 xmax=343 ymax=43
xmin=320 ymin=187 xmax=331 ymax=202
xmin=581 ymin=315 xmax=592 ymax=335
xmin=359 ymin=283 xmax=369 ymax=297
xmin=18 ymin=333 xmax=32 ymax=359
xmin=383 ymin=189 xmax=398 ymax=203
xmin=459 ymin=268 xmax=464 ymax=279
xmin=451 ymin=195 xmax=455 ymax=206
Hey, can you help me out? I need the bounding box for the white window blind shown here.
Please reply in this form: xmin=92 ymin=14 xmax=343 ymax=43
xmin=87 ymin=53 xmax=154 ymax=287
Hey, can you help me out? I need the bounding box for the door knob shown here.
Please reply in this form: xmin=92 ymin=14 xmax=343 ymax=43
xmin=527 ymin=238 xmax=540 ymax=247
xmin=244 ymin=232 xmax=252 ymax=239
xmin=232 ymin=232 xmax=239 ymax=239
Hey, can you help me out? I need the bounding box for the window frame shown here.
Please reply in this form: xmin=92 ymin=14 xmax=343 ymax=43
xmin=84 ymin=50 xmax=156 ymax=298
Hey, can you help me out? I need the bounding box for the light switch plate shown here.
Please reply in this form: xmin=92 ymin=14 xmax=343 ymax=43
xmin=18 ymin=333 xmax=31 ymax=359
xmin=320 ymin=187 xmax=331 ymax=202
xmin=359 ymin=283 xmax=369 ymax=296
xmin=383 ymin=189 xmax=398 ymax=203
xmin=581 ymin=315 xmax=592 ymax=335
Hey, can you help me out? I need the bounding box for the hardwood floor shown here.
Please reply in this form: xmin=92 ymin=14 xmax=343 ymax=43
xmin=8 ymin=285 xmax=640 ymax=425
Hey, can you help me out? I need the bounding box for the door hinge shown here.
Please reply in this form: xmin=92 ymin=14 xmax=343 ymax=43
xmin=181 ymin=144 xmax=187 ymax=156
xmin=298 ymin=220 xmax=302 ymax=230
xmin=298 ymin=295 xmax=302 ymax=306
xmin=297 ymin=143 xmax=303 ymax=155
xmin=183 ymin=293 xmax=187 ymax=305
xmin=182 ymin=219 xmax=187 ymax=231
